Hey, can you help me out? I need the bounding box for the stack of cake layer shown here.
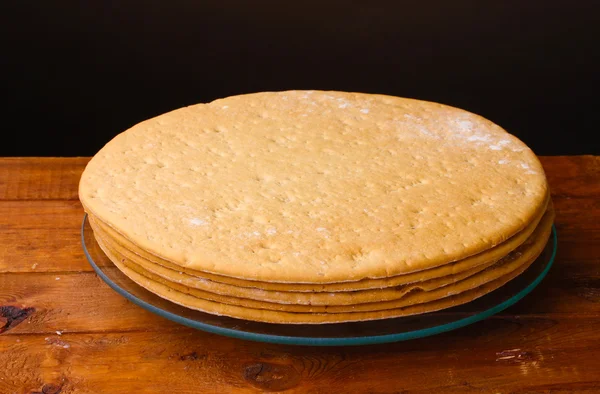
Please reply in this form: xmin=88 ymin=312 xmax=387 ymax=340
xmin=79 ymin=91 xmax=553 ymax=324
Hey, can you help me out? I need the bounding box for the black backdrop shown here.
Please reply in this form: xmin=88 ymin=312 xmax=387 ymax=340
xmin=2 ymin=1 xmax=598 ymax=156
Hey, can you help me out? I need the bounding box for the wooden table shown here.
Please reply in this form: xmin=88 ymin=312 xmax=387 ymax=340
xmin=1 ymin=156 xmax=599 ymax=394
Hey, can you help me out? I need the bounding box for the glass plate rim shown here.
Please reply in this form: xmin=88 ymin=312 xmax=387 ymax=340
xmin=81 ymin=214 xmax=557 ymax=346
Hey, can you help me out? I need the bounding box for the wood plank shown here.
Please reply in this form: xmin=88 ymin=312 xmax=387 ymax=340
xmin=553 ymin=196 xmax=600 ymax=242
xmin=1 ymin=195 xmax=597 ymax=273
xmin=552 ymin=196 xmax=600 ymax=265
xmin=1 ymin=318 xmax=600 ymax=394
xmin=0 ymin=272 xmax=167 ymax=334
xmin=0 ymin=200 xmax=89 ymax=273
xmin=0 ymin=157 xmax=88 ymax=200
xmin=541 ymin=155 xmax=600 ymax=198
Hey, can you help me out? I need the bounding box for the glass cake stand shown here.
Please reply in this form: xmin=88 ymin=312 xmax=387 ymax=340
xmin=81 ymin=215 xmax=557 ymax=346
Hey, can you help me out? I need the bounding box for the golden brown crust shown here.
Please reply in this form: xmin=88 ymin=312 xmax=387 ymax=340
xmin=80 ymin=91 xmax=549 ymax=283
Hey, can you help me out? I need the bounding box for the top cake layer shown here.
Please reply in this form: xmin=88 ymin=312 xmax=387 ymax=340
xmin=79 ymin=91 xmax=548 ymax=283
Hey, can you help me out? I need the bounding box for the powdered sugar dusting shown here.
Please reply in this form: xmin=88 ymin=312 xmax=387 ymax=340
xmin=336 ymin=97 xmax=352 ymax=109
xmin=360 ymin=108 xmax=370 ymax=114
xmin=316 ymin=227 xmax=330 ymax=238
xmin=239 ymin=230 xmax=263 ymax=239
xmin=519 ymin=162 xmax=538 ymax=174
xmin=189 ymin=218 xmax=208 ymax=226
xmin=300 ymin=91 xmax=315 ymax=99
xmin=399 ymin=114 xmax=439 ymax=139
xmin=468 ymin=135 xmax=492 ymax=142
xmin=489 ymin=139 xmax=512 ymax=151
xmin=458 ymin=120 xmax=474 ymax=132
xmin=445 ymin=115 xmax=511 ymax=151
xmin=418 ymin=126 xmax=437 ymax=138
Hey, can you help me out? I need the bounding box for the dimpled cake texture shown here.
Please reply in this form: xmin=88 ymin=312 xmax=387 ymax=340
xmin=79 ymin=91 xmax=548 ymax=283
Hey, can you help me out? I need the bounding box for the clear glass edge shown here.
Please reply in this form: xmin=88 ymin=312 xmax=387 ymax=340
xmin=81 ymin=214 xmax=557 ymax=347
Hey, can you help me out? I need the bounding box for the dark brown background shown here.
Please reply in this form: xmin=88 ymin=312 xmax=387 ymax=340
xmin=1 ymin=1 xmax=598 ymax=156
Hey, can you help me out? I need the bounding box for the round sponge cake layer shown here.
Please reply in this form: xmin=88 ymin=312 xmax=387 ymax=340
xmin=79 ymin=91 xmax=548 ymax=283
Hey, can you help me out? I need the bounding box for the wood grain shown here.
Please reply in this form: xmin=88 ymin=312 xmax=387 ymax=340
xmin=543 ymin=155 xmax=600 ymax=198
xmin=0 ymin=157 xmax=89 ymax=200
xmin=1 ymin=318 xmax=600 ymax=393
xmin=0 ymin=200 xmax=87 ymax=273
xmin=0 ymin=156 xmax=599 ymax=394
